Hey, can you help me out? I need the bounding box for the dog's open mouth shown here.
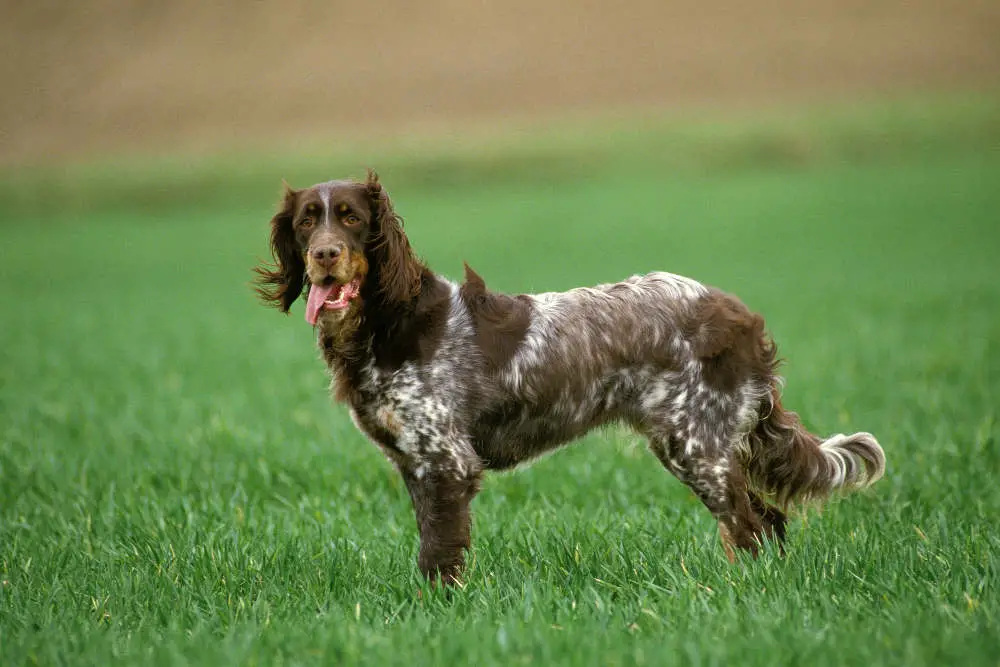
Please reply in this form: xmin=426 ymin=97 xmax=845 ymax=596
xmin=305 ymin=278 xmax=361 ymax=325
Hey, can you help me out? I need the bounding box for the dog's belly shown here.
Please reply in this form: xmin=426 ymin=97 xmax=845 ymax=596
xmin=470 ymin=399 xmax=622 ymax=470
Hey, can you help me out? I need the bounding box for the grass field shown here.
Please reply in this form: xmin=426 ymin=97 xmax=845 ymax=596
xmin=2 ymin=100 xmax=999 ymax=665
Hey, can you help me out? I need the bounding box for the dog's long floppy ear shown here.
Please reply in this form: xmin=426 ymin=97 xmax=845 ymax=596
xmin=365 ymin=169 xmax=422 ymax=305
xmin=254 ymin=182 xmax=305 ymax=312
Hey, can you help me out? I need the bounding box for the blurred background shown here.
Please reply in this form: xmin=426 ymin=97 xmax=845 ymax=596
xmin=3 ymin=4 xmax=1000 ymax=663
xmin=3 ymin=0 xmax=998 ymax=167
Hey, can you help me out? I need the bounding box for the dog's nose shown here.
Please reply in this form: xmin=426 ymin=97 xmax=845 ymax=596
xmin=311 ymin=244 xmax=343 ymax=267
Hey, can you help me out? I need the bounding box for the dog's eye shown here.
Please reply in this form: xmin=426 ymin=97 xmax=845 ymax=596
xmin=300 ymin=217 xmax=314 ymax=227
xmin=344 ymin=215 xmax=361 ymax=226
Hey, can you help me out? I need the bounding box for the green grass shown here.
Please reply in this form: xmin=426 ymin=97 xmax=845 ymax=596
xmin=2 ymin=100 xmax=999 ymax=665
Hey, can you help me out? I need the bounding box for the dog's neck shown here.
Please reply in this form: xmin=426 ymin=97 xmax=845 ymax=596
xmin=316 ymin=300 xmax=366 ymax=358
xmin=316 ymin=272 xmax=443 ymax=403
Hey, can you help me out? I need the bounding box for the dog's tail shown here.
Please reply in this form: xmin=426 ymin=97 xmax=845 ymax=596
xmin=744 ymin=338 xmax=885 ymax=508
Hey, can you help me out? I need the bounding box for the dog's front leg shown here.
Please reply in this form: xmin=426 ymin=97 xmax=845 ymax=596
xmin=402 ymin=449 xmax=482 ymax=585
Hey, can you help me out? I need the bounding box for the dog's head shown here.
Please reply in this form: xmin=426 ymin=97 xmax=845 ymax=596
xmin=254 ymin=170 xmax=422 ymax=324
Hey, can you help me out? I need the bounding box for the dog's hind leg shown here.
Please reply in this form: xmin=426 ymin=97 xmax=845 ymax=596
xmin=748 ymin=489 xmax=787 ymax=553
xmin=647 ymin=434 xmax=772 ymax=561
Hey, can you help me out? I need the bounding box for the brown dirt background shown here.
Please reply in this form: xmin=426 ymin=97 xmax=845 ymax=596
xmin=2 ymin=0 xmax=998 ymax=166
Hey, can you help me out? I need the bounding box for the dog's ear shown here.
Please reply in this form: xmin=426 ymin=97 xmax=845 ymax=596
xmin=365 ymin=169 xmax=422 ymax=305
xmin=254 ymin=182 xmax=305 ymax=312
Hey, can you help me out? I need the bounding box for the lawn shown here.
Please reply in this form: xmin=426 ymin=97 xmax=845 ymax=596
xmin=1 ymin=99 xmax=999 ymax=666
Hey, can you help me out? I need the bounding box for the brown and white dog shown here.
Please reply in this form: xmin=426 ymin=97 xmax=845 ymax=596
xmin=254 ymin=170 xmax=885 ymax=584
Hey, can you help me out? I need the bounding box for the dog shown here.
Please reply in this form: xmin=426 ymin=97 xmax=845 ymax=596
xmin=254 ymin=170 xmax=885 ymax=584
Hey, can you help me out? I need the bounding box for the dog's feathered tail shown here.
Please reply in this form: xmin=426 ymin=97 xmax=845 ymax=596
xmin=744 ymin=336 xmax=885 ymax=508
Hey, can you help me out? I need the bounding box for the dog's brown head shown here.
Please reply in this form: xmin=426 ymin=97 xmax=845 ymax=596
xmin=254 ymin=170 xmax=423 ymax=324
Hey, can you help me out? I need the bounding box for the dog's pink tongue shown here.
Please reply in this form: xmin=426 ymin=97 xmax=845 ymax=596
xmin=306 ymin=283 xmax=338 ymax=326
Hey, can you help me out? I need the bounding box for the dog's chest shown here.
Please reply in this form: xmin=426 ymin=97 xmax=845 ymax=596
xmin=346 ymin=363 xmax=426 ymax=451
